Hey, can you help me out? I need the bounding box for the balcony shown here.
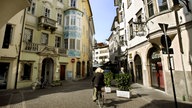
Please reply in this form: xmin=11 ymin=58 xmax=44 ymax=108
xmin=38 ymin=16 xmax=57 ymax=33
xmin=58 ymin=48 xmax=67 ymax=55
xmin=23 ymin=42 xmax=67 ymax=56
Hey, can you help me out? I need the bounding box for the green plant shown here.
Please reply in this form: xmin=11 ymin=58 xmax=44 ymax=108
xmin=104 ymin=72 xmax=113 ymax=87
xmin=115 ymin=73 xmax=131 ymax=91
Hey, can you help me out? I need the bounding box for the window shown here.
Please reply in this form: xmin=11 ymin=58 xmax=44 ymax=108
xmin=71 ymin=0 xmax=76 ymax=8
xmin=21 ymin=63 xmax=32 ymax=80
xmin=41 ymin=33 xmax=48 ymax=45
xmin=57 ymin=13 xmax=62 ymax=25
xmin=24 ymin=28 xmax=33 ymax=42
xmin=147 ymin=0 xmax=154 ymax=17
xmin=71 ymin=16 xmax=76 ymax=25
xmin=118 ymin=12 xmax=123 ymax=22
xmin=44 ymin=8 xmax=50 ymax=17
xmin=65 ymin=16 xmax=70 ymax=26
xmin=2 ymin=24 xmax=13 ymax=48
xmin=64 ymin=39 xmax=68 ymax=49
xmin=58 ymin=0 xmax=62 ymax=3
xmin=76 ymin=39 xmax=80 ymax=50
xmin=158 ymin=0 xmax=168 ymax=12
xmin=55 ymin=36 xmax=61 ymax=47
xmin=27 ymin=1 xmax=36 ymax=15
xmin=76 ymin=17 xmax=81 ymax=27
xmin=70 ymin=39 xmax=75 ymax=49
xmin=129 ymin=19 xmax=134 ymax=40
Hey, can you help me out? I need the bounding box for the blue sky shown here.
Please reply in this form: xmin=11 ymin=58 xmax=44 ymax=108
xmin=89 ymin=0 xmax=116 ymax=42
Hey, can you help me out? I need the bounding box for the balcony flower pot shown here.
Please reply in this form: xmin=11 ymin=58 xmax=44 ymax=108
xmin=104 ymin=72 xmax=113 ymax=93
xmin=115 ymin=73 xmax=132 ymax=98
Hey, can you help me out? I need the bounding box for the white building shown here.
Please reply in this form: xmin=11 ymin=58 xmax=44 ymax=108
xmin=113 ymin=0 xmax=192 ymax=101
xmin=93 ymin=42 xmax=109 ymax=67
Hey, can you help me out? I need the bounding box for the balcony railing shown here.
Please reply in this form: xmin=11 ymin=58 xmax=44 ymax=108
xmin=23 ymin=42 xmax=67 ymax=55
xmin=38 ymin=16 xmax=57 ymax=33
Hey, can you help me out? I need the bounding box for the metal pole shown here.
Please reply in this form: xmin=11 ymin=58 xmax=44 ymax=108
xmin=14 ymin=9 xmax=27 ymax=89
xmin=163 ymin=25 xmax=178 ymax=108
xmin=174 ymin=10 xmax=189 ymax=101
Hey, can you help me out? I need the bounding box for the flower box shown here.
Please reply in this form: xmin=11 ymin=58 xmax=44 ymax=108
xmin=105 ymin=86 xmax=112 ymax=93
xmin=116 ymin=90 xmax=131 ymax=98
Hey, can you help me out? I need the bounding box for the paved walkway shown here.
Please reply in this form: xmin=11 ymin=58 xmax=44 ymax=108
xmin=0 ymin=78 xmax=191 ymax=108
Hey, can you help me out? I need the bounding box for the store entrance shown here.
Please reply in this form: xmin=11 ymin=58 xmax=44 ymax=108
xmin=150 ymin=51 xmax=165 ymax=90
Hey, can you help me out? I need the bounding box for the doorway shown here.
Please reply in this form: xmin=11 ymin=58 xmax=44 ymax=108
xmin=149 ymin=48 xmax=165 ymax=90
xmin=41 ymin=58 xmax=54 ymax=84
xmin=134 ymin=55 xmax=143 ymax=84
xmin=0 ymin=62 xmax=10 ymax=89
xmin=60 ymin=65 xmax=66 ymax=80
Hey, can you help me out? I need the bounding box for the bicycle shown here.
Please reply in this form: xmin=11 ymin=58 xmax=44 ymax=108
xmin=96 ymin=87 xmax=105 ymax=108
xmin=31 ymin=78 xmax=41 ymax=90
xmin=41 ymin=79 xmax=49 ymax=89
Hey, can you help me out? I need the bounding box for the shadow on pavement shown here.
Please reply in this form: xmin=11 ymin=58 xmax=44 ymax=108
xmin=104 ymin=98 xmax=131 ymax=108
xmin=141 ymin=99 xmax=192 ymax=108
xmin=0 ymin=77 xmax=93 ymax=107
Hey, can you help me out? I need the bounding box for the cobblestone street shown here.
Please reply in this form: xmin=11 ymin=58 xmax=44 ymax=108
xmin=0 ymin=78 xmax=192 ymax=108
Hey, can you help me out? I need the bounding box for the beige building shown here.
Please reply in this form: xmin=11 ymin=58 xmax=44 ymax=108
xmin=113 ymin=0 xmax=192 ymax=101
xmin=0 ymin=0 xmax=95 ymax=89
xmin=0 ymin=10 xmax=26 ymax=89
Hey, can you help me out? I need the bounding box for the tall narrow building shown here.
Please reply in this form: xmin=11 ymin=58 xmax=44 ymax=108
xmin=0 ymin=0 xmax=95 ymax=89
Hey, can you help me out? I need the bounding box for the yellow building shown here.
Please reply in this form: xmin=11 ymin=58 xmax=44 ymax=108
xmin=0 ymin=0 xmax=94 ymax=89
xmin=0 ymin=10 xmax=27 ymax=89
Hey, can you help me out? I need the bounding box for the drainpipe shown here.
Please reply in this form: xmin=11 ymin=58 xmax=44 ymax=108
xmin=14 ymin=9 xmax=27 ymax=89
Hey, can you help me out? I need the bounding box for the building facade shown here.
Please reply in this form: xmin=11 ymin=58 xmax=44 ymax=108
xmin=93 ymin=42 xmax=109 ymax=67
xmin=113 ymin=0 xmax=192 ymax=101
xmin=0 ymin=10 xmax=26 ymax=89
xmin=0 ymin=0 xmax=95 ymax=89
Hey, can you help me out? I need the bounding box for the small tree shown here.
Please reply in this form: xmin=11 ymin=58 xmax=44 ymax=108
xmin=104 ymin=72 xmax=113 ymax=87
xmin=115 ymin=73 xmax=131 ymax=91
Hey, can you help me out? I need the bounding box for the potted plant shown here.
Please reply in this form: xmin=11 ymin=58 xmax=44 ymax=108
xmin=115 ymin=73 xmax=132 ymax=98
xmin=104 ymin=71 xmax=113 ymax=93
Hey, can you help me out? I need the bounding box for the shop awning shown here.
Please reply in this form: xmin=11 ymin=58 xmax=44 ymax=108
xmin=0 ymin=0 xmax=30 ymax=28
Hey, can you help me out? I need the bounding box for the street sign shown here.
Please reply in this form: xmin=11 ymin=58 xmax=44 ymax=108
xmin=161 ymin=35 xmax=172 ymax=48
xmin=158 ymin=23 xmax=168 ymax=33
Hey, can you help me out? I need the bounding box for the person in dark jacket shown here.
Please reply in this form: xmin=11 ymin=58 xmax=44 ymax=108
xmin=92 ymin=67 xmax=105 ymax=102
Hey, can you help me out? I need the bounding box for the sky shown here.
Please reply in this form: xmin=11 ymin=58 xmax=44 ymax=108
xmin=89 ymin=0 xmax=116 ymax=43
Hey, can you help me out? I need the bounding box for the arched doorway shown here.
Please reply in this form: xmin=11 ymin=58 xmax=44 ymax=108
xmin=41 ymin=58 xmax=54 ymax=84
xmin=148 ymin=46 xmax=165 ymax=90
xmin=134 ymin=55 xmax=143 ymax=84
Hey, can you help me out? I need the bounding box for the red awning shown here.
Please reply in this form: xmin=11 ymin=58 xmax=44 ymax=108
xmin=0 ymin=0 xmax=30 ymax=28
